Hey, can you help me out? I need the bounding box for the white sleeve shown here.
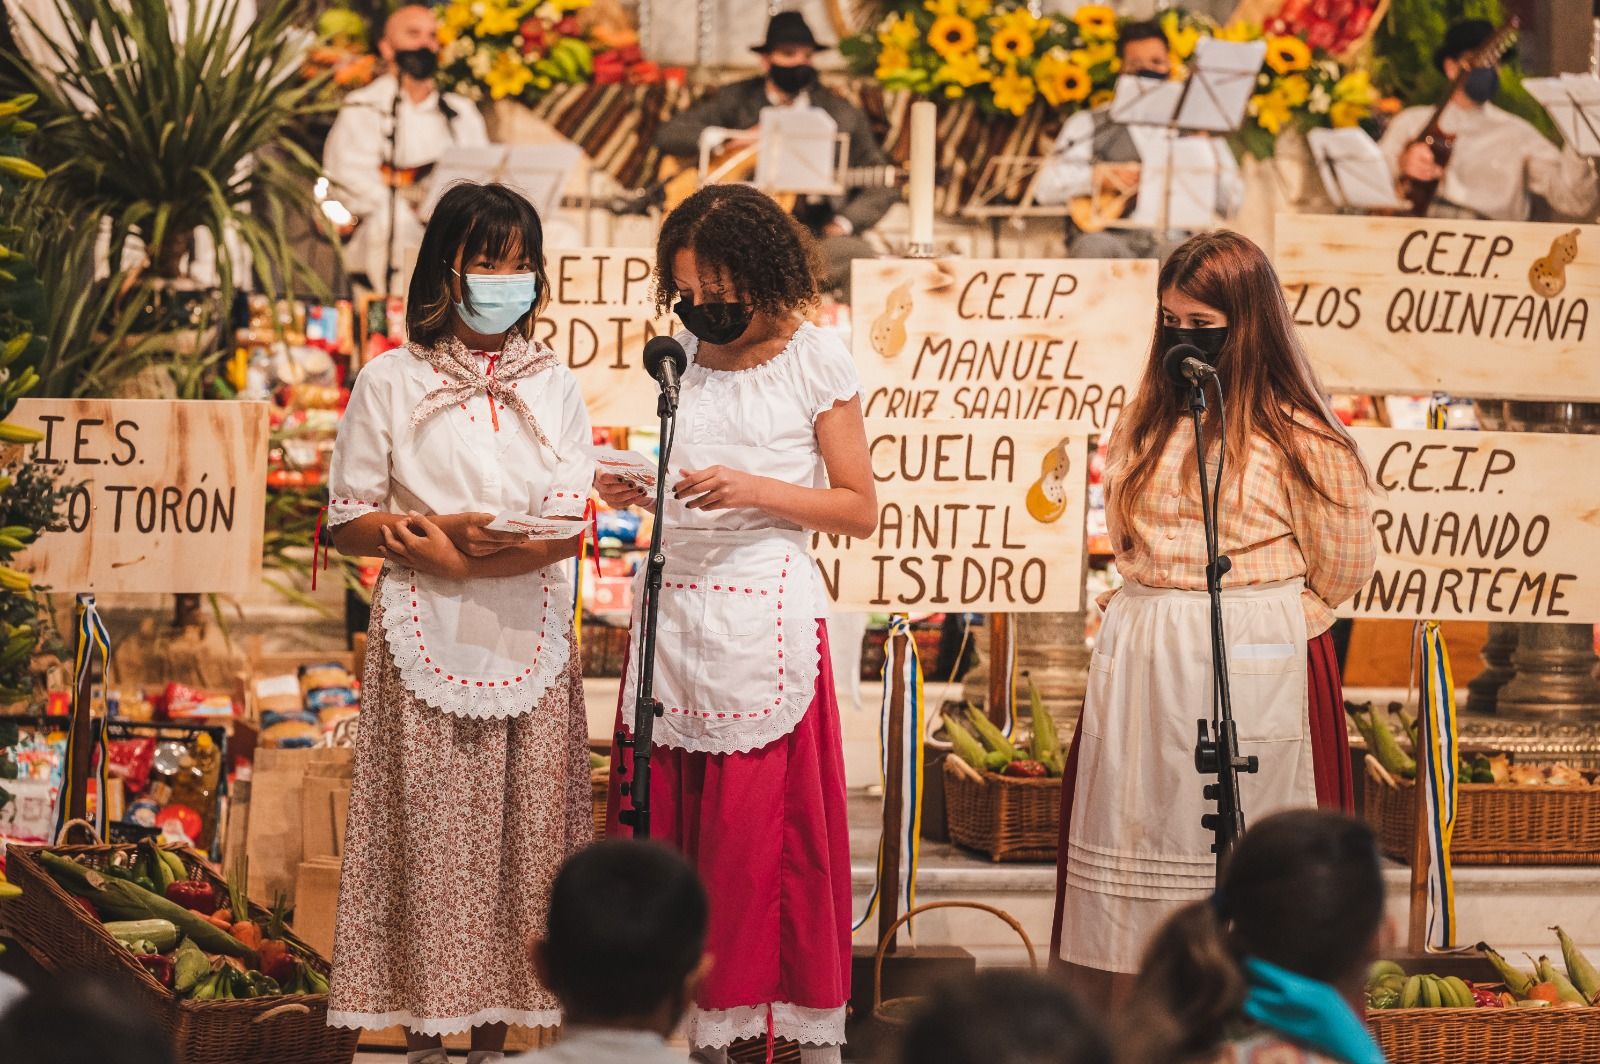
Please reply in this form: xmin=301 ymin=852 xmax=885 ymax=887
xmin=1377 ymin=108 xmax=1425 ymax=182
xmin=327 ymin=363 xmax=394 ymax=526
xmin=1033 ymin=110 xmax=1096 ymax=207
xmin=451 ymin=98 xmax=490 ymax=148
xmin=806 ymin=332 xmax=863 ymax=419
xmin=1527 ymin=134 xmax=1600 ymax=220
xmin=323 ymin=105 xmax=388 ymax=220
xmin=541 ymin=372 xmax=595 ymax=518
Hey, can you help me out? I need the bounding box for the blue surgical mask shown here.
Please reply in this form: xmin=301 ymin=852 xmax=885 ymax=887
xmin=452 ymin=269 xmax=539 ymax=334
xmin=1463 ymin=66 xmax=1498 ymax=104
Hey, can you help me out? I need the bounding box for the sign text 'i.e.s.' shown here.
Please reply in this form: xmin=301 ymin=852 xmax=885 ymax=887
xmin=813 ymin=419 xmax=1087 ymax=613
xmin=12 ymin=398 xmax=268 ymax=594
xmin=1341 ymin=427 xmax=1600 ymax=623
xmin=851 ymin=257 xmax=1156 ymax=431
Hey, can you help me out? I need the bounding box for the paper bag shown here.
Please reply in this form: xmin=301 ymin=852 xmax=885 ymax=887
xmin=245 ymin=747 xmax=352 ymax=905
xmin=292 ymin=856 xmax=343 ymax=960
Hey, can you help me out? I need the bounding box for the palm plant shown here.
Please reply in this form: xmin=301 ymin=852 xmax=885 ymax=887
xmin=11 ymin=0 xmax=334 ymax=397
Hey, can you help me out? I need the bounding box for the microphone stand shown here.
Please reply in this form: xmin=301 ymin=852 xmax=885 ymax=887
xmin=617 ymin=386 xmax=676 ymax=839
xmin=383 ymin=82 xmax=402 ymax=297
xmin=1186 ymin=372 xmax=1258 ymax=871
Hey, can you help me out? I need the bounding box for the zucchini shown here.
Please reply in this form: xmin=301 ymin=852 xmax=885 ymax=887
xmin=105 ymin=919 xmax=179 ymax=953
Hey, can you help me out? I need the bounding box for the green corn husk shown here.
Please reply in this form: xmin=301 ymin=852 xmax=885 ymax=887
xmin=1478 ymin=943 xmax=1535 ymax=997
xmin=1555 ymin=926 xmax=1600 ymax=1003
xmin=943 ymin=716 xmax=988 ymax=771
xmin=965 ymin=705 xmax=1019 ymax=760
xmin=40 ymin=852 xmax=250 ymax=958
xmin=1535 ymin=954 xmax=1590 ymax=1006
xmin=1026 ymin=677 xmax=1062 ymax=774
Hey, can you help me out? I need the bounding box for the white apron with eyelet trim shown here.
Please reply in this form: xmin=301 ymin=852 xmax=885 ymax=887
xmin=1059 ymin=578 xmax=1316 ymax=974
xmin=622 ymin=527 xmax=827 ymax=756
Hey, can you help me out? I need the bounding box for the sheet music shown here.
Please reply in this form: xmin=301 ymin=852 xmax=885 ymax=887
xmin=1176 ymin=37 xmax=1267 ymax=132
xmin=1108 ymin=74 xmax=1184 ymax=126
xmin=756 ymin=105 xmax=841 ymax=195
xmin=1525 ymin=75 xmax=1600 ymax=158
xmin=422 ymin=144 xmax=583 ymax=219
xmin=1163 ymin=135 xmax=1231 ymax=229
xmin=1306 ymin=127 xmax=1406 ymax=210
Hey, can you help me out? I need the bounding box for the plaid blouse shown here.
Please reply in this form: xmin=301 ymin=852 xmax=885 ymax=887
xmin=1101 ymin=421 xmax=1376 ymax=637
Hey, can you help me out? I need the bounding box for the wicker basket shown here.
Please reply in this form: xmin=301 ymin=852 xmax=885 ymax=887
xmin=5 ymin=843 xmax=358 ymax=1064
xmin=942 ymin=758 xmax=1060 ymax=862
xmin=1370 ymin=1006 xmax=1600 ymax=1064
xmin=1364 ymin=761 xmax=1600 ymax=865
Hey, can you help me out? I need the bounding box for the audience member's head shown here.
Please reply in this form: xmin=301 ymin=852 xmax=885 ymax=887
xmin=894 ymin=969 xmax=1113 ymax=1064
xmin=1118 ymin=20 xmax=1172 ymax=79
xmin=535 ymin=839 xmax=710 ymax=1033
xmin=1124 ymin=810 xmax=1385 ymax=1062
xmin=0 ymin=974 xmax=175 ymax=1064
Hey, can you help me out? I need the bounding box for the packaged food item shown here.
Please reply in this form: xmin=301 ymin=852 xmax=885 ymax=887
xmin=254 ymin=673 xmax=304 ymax=717
xmin=170 ymin=733 xmax=222 ymax=848
xmin=305 ymin=685 xmax=358 ymax=712
xmin=298 ymin=662 xmax=354 ymax=695
xmin=260 ymin=712 xmax=321 ymax=748
xmin=108 ymin=737 xmax=157 ymax=794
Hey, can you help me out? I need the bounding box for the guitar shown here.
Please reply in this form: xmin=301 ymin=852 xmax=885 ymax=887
xmin=1400 ymin=18 xmax=1519 ymax=217
xmin=1068 ymin=162 xmax=1141 ymax=233
xmin=656 ymin=142 xmax=905 ymax=231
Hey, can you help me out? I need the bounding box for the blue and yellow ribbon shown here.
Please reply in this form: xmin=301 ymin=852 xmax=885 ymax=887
xmin=1418 ymin=619 xmax=1459 ymax=950
xmin=54 ymin=594 xmax=112 ymax=841
xmin=853 ymin=615 xmax=926 ymax=940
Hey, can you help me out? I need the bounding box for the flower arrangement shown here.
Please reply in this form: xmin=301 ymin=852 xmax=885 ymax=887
xmin=301 ymin=7 xmax=378 ymax=97
xmin=842 ymin=3 xmax=1381 ymax=155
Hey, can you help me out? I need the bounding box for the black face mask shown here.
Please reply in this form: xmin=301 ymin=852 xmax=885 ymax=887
xmin=1463 ymin=66 xmax=1498 ymax=104
xmin=768 ymin=63 xmax=817 ymax=96
xmin=394 ymin=47 xmax=439 ymax=81
xmin=1133 ymin=68 xmax=1169 ymax=80
xmin=676 ymin=299 xmax=753 ymax=346
xmin=1165 ymin=325 xmax=1229 ymax=361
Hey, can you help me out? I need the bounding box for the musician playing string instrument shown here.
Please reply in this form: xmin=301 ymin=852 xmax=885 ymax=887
xmin=1378 ymin=19 xmax=1598 ymax=223
xmin=652 ymin=11 xmax=893 ymax=294
xmin=323 ymin=4 xmax=489 ymax=291
xmin=1034 ymin=20 xmax=1242 ymax=260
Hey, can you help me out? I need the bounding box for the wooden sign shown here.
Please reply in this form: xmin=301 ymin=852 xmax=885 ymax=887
xmin=850 ymin=257 xmax=1156 ymax=431
xmin=1341 ymin=427 xmax=1600 ymax=623
xmin=531 ymin=247 xmax=675 ymax=426
xmin=11 ymin=399 xmax=269 ymax=594
xmin=1277 ymin=214 xmax=1599 ymax=401
xmin=813 ymin=419 xmax=1088 ymax=613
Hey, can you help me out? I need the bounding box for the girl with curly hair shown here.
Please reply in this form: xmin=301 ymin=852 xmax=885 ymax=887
xmin=599 ymin=183 xmax=876 ymax=1064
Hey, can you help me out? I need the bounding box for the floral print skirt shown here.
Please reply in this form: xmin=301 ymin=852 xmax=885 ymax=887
xmin=327 ymin=585 xmax=592 ymax=1037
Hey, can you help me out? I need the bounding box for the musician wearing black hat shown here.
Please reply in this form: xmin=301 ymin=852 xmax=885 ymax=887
xmin=1378 ymin=19 xmax=1597 ymax=221
xmin=653 ymin=11 xmax=894 ymax=294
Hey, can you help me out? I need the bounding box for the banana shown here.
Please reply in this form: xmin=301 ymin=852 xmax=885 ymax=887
xmin=1420 ymin=975 xmax=1441 ymax=1009
xmin=0 ymin=566 xmax=32 ymax=592
xmin=1401 ymin=975 xmax=1422 ymax=1009
xmin=0 ymin=535 xmax=27 ymax=551
xmin=1444 ymin=976 xmax=1473 ymax=1008
xmin=0 ymin=526 xmax=35 ymax=541
xmin=0 ymin=878 xmax=21 ymax=899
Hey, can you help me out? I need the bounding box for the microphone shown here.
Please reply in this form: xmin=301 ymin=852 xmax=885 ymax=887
xmin=643 ymin=335 xmax=688 ymax=412
xmin=1163 ymin=343 xmax=1215 ymax=387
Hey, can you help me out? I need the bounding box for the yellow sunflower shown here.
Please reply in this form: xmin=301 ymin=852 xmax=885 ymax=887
xmin=934 ymin=48 xmax=991 ymax=93
xmin=991 ymin=66 xmax=1037 ymax=115
xmin=1216 ymin=20 xmax=1261 ymax=43
xmin=1088 ymin=87 xmax=1114 ymax=108
xmin=992 ymin=26 xmax=1035 ymax=62
xmin=1249 ymin=89 xmax=1292 ymax=134
xmin=484 ymin=47 xmax=534 ymax=99
xmin=876 ymin=44 xmax=912 ymax=80
xmin=878 ymin=12 xmax=919 ymax=53
xmin=477 ymin=1 xmax=523 ymax=38
xmin=925 ymin=0 xmax=991 ymax=17
xmin=928 ymin=14 xmax=978 ymax=58
xmin=992 ymin=7 xmax=1045 ymax=40
xmin=1072 ymin=4 xmax=1117 ymax=39
xmin=1035 ymin=52 xmax=1091 ymax=107
xmin=1265 ymin=34 xmax=1312 ymax=76
xmin=1068 ymin=39 xmax=1117 ymax=71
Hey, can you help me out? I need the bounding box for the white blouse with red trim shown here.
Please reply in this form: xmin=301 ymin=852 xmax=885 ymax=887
xmin=326 ymin=343 xmax=593 ymax=719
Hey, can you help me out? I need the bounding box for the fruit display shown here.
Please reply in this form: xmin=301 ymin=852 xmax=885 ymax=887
xmin=38 ymin=844 xmax=329 ymax=1000
xmin=1348 ymin=701 xmax=1595 ymax=787
xmin=944 ymin=679 xmax=1064 ymax=779
xmin=1366 ymin=931 xmax=1600 ymax=1011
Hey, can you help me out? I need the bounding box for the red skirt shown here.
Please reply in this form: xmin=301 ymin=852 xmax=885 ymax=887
xmin=1049 ymin=628 xmax=1352 ymax=959
xmin=606 ymin=621 xmax=851 ymax=1048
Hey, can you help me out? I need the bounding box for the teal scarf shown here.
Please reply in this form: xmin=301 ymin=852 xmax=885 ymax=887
xmin=1241 ymin=957 xmax=1386 ymax=1064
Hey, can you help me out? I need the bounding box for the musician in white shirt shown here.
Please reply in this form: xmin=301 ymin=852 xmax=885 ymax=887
xmin=1380 ymin=19 xmax=1599 ymax=222
xmin=323 ymin=4 xmax=488 ymax=291
xmin=1034 ymin=21 xmax=1243 ymax=260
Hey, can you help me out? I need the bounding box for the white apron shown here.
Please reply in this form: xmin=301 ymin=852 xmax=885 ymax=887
xmin=1059 ymin=578 xmax=1315 ymax=974
xmin=621 ymin=528 xmax=828 ymax=756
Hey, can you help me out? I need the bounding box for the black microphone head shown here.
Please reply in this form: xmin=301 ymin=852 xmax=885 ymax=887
xmin=1163 ymin=343 xmax=1205 ymax=385
xmin=643 ymin=336 xmax=687 ymax=382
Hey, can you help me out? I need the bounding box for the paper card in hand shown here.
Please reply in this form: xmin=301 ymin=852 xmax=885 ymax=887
xmin=585 ymin=445 xmax=657 ymax=490
xmin=486 ymin=513 xmax=586 ymax=540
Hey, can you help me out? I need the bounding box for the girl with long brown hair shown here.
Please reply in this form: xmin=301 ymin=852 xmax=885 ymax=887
xmin=1049 ymin=230 xmax=1376 ymax=1006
